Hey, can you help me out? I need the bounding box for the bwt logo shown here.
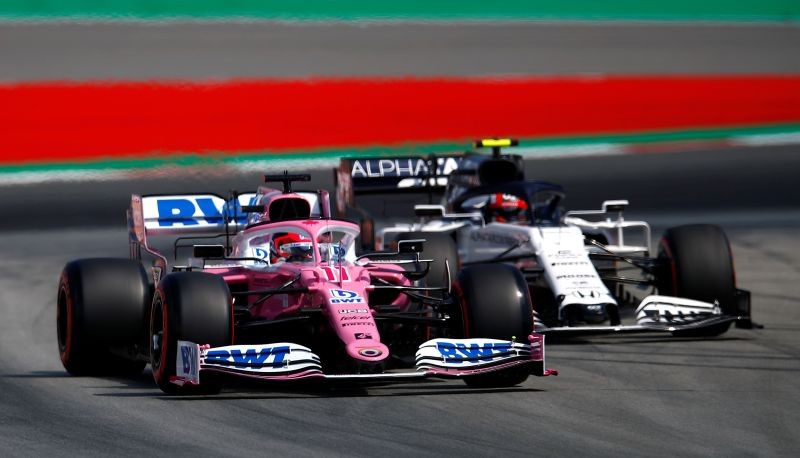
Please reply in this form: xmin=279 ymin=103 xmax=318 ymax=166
xmin=436 ymin=342 xmax=512 ymax=363
xmin=156 ymin=196 xmax=256 ymax=227
xmin=205 ymin=346 xmax=290 ymax=369
xmin=329 ymin=289 xmax=364 ymax=304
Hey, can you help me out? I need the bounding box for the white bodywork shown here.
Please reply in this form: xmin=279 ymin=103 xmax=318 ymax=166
xmin=378 ymin=201 xmax=671 ymax=322
xmin=460 ymin=223 xmax=618 ymax=309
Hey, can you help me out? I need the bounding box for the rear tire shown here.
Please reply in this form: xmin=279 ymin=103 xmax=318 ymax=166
xmin=57 ymin=258 xmax=149 ymax=376
xmin=656 ymin=224 xmax=737 ymax=337
xmin=150 ymin=272 xmax=232 ymax=395
xmin=396 ymin=232 xmax=458 ymax=289
xmin=452 ymin=264 xmax=533 ymax=388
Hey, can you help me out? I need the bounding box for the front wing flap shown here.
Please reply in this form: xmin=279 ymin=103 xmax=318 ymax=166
xmin=536 ymin=294 xmax=753 ymax=336
xmin=537 ymin=315 xmax=740 ymax=336
xmin=415 ymin=336 xmax=554 ymax=377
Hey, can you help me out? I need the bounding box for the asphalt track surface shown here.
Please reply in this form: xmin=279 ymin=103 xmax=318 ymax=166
xmin=2 ymin=21 xmax=800 ymax=80
xmin=1 ymin=147 xmax=800 ymax=457
xmin=2 ymin=19 xmax=800 ymax=457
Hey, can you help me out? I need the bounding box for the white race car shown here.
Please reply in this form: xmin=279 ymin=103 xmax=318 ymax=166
xmin=336 ymin=139 xmax=755 ymax=337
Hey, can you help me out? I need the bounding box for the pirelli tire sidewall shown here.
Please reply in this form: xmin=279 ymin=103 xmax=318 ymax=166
xmin=150 ymin=272 xmax=232 ymax=395
xmin=57 ymin=258 xmax=149 ymax=375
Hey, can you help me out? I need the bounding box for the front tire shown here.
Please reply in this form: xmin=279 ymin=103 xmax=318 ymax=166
xmin=57 ymin=258 xmax=149 ymax=376
xmin=452 ymin=264 xmax=533 ymax=388
xmin=657 ymin=224 xmax=737 ymax=337
xmin=150 ymin=272 xmax=232 ymax=395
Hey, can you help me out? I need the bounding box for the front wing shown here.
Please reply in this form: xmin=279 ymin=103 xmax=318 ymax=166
xmin=536 ymin=293 xmax=756 ymax=336
xmin=537 ymin=315 xmax=741 ymax=336
xmin=170 ymin=335 xmax=557 ymax=387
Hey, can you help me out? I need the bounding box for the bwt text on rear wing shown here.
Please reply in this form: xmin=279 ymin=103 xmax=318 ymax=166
xmin=128 ymin=192 xmax=259 ymax=275
xmin=127 ymin=191 xmax=329 ymax=275
xmin=130 ymin=190 xmax=328 ymax=236
xmin=334 ymin=156 xmax=463 ymax=216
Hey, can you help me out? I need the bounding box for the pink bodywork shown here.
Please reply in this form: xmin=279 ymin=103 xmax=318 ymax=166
xmin=205 ymin=218 xmax=412 ymax=364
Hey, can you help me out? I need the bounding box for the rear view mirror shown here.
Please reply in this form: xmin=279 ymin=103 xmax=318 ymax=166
xmin=602 ymin=200 xmax=629 ymax=213
xmin=398 ymin=239 xmax=424 ymax=254
xmin=414 ymin=205 xmax=445 ymax=218
xmin=241 ymin=204 xmax=265 ymax=213
xmin=193 ymin=245 xmax=226 ymax=259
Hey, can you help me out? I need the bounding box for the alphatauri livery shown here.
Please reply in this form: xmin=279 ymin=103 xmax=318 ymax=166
xmin=339 ymin=139 xmax=756 ymax=338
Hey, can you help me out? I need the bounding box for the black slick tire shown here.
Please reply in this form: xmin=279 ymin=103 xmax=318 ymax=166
xmin=150 ymin=272 xmax=232 ymax=395
xmin=657 ymin=224 xmax=737 ymax=337
xmin=57 ymin=258 xmax=149 ymax=376
xmin=451 ymin=263 xmax=534 ymax=388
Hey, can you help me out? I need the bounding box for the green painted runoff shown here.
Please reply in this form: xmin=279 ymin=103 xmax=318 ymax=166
xmin=1 ymin=1 xmax=798 ymax=21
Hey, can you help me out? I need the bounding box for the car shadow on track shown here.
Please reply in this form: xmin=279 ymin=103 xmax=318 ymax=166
xmin=546 ymin=335 xmax=753 ymax=346
xmin=100 ymin=384 xmax=545 ymax=400
xmin=2 ymin=370 xmax=75 ymax=378
xmin=10 ymin=369 xmax=547 ymax=399
xmin=97 ymin=373 xmax=547 ymax=399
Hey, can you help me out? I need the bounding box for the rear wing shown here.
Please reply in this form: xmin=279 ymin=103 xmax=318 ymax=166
xmin=132 ymin=191 xmax=328 ymax=235
xmin=134 ymin=193 xmax=258 ymax=235
xmin=333 ymin=139 xmax=525 ymax=216
xmin=128 ymin=192 xmax=259 ymax=275
xmin=128 ymin=190 xmax=329 ymax=270
xmin=334 ymin=155 xmax=463 ymax=216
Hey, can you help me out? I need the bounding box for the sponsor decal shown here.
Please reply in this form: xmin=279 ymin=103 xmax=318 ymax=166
xmin=340 ymin=316 xmax=371 ymax=321
xmin=330 ymin=289 xmax=364 ymax=304
xmin=556 ymin=274 xmax=596 ymax=280
xmin=357 ymin=348 xmax=383 ymax=357
xmin=181 ymin=346 xmax=192 ymax=374
xmin=469 ymin=231 xmax=521 ymax=246
xmin=176 ymin=341 xmax=199 ymax=383
xmin=342 ymin=322 xmax=375 ymax=327
xmin=151 ymin=194 xmax=256 ymax=227
xmin=551 ymin=261 xmax=591 ymax=266
xmin=552 ymin=250 xmax=582 ymax=259
xmin=355 ymin=333 xmax=373 ymax=340
xmin=436 ymin=341 xmax=512 ymax=364
xmin=205 ymin=345 xmax=290 ymax=369
xmin=351 ymin=157 xmax=459 ymax=179
xmin=572 ymin=290 xmax=601 ymax=299
xmin=497 ymin=194 xmax=522 ymax=209
xmin=338 ymin=308 xmax=370 ymax=314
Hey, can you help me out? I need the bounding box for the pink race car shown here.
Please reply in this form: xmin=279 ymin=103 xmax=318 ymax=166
xmin=57 ymin=173 xmax=556 ymax=395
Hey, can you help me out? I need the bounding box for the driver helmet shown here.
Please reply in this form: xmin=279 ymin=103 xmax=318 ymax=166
xmin=486 ymin=193 xmax=528 ymax=223
xmin=273 ymin=233 xmax=313 ymax=262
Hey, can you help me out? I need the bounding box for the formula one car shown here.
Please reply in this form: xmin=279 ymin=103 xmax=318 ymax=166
xmin=56 ymin=173 xmax=555 ymax=395
xmin=335 ymin=139 xmax=755 ymax=337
